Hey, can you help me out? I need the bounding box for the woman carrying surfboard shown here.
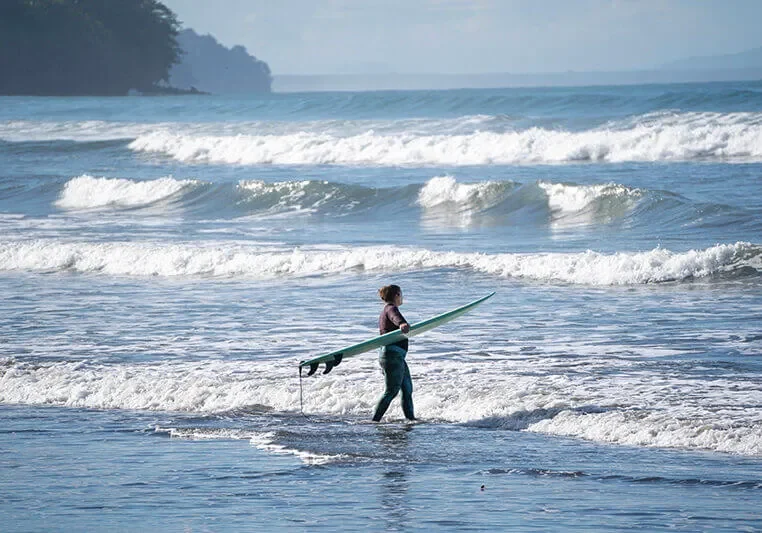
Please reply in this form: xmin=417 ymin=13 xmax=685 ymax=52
xmin=373 ymin=284 xmax=416 ymax=422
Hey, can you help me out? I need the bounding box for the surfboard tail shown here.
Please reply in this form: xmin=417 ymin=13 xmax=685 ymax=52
xmin=323 ymin=353 xmax=343 ymax=374
xmin=301 ymin=352 xmax=343 ymax=376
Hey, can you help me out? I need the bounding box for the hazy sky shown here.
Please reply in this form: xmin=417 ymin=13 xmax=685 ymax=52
xmin=162 ymin=0 xmax=762 ymax=75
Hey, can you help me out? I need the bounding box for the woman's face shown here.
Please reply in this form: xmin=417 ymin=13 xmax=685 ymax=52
xmin=395 ymin=291 xmax=403 ymax=306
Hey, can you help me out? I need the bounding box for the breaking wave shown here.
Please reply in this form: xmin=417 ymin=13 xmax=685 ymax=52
xmin=48 ymin=175 xmax=649 ymax=225
xmin=0 ymin=239 xmax=758 ymax=284
xmin=417 ymin=175 xmax=515 ymax=209
xmin=55 ymin=175 xmax=199 ymax=210
xmin=2 ymin=357 xmax=761 ymax=456
xmin=127 ymin=112 xmax=762 ymax=165
xmin=5 ymin=111 xmax=762 ymax=166
xmin=537 ymin=181 xmax=643 ymax=214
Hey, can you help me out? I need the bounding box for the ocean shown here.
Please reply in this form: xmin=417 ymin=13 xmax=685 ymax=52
xmin=1 ymin=81 xmax=761 ymax=531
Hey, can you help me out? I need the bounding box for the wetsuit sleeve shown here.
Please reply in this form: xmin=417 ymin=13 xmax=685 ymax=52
xmin=387 ymin=305 xmax=407 ymax=327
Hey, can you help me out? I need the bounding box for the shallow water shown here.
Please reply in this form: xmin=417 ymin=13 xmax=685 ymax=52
xmin=2 ymin=406 xmax=761 ymax=531
xmin=1 ymin=82 xmax=762 ymax=530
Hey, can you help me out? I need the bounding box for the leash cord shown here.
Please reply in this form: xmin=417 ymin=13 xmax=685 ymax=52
xmin=298 ymin=365 xmax=308 ymax=418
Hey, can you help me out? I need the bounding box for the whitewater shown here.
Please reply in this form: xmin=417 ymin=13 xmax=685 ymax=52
xmin=1 ymin=82 xmax=762 ymax=531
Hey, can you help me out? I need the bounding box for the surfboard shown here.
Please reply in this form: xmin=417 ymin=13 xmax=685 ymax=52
xmin=298 ymin=292 xmax=495 ymax=376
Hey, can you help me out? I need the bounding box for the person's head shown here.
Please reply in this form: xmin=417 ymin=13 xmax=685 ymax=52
xmin=378 ymin=284 xmax=403 ymax=306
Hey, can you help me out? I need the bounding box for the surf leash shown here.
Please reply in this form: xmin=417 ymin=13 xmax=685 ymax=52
xmin=298 ymin=364 xmax=311 ymax=419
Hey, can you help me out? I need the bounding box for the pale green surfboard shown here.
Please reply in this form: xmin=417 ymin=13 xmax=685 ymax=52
xmin=299 ymin=292 xmax=495 ymax=376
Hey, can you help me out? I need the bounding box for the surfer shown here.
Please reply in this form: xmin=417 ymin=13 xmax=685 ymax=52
xmin=373 ymin=284 xmax=415 ymax=422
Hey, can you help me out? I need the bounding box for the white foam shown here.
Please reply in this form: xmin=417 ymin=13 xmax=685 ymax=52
xmin=0 ymin=359 xmax=274 ymax=412
xmin=127 ymin=112 xmax=762 ymax=165
xmin=249 ymin=432 xmax=347 ymax=465
xmin=2 ymin=358 xmax=761 ymax=456
xmin=0 ymin=239 xmax=757 ymax=284
xmin=527 ymin=409 xmax=762 ymax=456
xmin=538 ymin=181 xmax=642 ymax=214
xmin=238 ymin=179 xmax=332 ymax=213
xmin=239 ymin=180 xmax=313 ymax=196
xmin=155 ymin=426 xmax=252 ymax=441
xmin=151 ymin=426 xmax=342 ymax=464
xmin=0 ymin=120 xmax=155 ymax=142
xmin=6 ymin=113 xmax=762 ymax=165
xmin=0 ymin=116 xmax=494 ymax=143
xmin=417 ymin=175 xmax=507 ymax=208
xmin=55 ymin=175 xmax=197 ymax=210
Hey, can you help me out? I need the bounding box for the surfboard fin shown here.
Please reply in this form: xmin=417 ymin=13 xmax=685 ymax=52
xmin=322 ymin=353 xmax=343 ymax=375
xmin=306 ymin=362 xmax=320 ymax=376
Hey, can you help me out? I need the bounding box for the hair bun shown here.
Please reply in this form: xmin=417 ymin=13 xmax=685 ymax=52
xmin=379 ymin=284 xmax=402 ymax=303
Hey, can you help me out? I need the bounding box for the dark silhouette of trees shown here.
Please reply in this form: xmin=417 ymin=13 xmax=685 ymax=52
xmin=0 ymin=0 xmax=182 ymax=95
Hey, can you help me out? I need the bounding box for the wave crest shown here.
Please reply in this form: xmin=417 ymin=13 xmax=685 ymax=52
xmin=538 ymin=181 xmax=643 ymax=214
xmin=128 ymin=112 xmax=762 ymax=166
xmin=237 ymin=179 xmax=374 ymax=214
xmin=42 ymin=175 xmax=650 ymax=227
xmin=417 ymin=175 xmax=513 ymax=209
xmin=0 ymin=240 xmax=757 ymax=284
xmin=56 ymin=175 xmax=198 ymax=210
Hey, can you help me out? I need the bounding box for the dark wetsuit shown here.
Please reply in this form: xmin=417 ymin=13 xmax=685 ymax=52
xmin=378 ymin=304 xmax=409 ymax=351
xmin=373 ymin=304 xmax=415 ymax=421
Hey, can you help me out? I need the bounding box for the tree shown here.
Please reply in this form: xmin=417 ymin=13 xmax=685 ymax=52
xmin=0 ymin=0 xmax=182 ymax=95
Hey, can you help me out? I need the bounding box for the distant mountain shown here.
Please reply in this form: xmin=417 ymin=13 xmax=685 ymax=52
xmin=275 ymin=47 xmax=762 ymax=93
xmin=660 ymin=47 xmax=762 ymax=71
xmin=273 ymin=46 xmax=762 ymax=93
xmin=274 ymin=67 xmax=762 ymax=93
xmin=169 ymin=29 xmax=272 ymax=93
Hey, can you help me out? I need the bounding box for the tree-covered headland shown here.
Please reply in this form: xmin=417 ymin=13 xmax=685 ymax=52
xmin=170 ymin=29 xmax=272 ymax=94
xmin=0 ymin=0 xmax=182 ymax=95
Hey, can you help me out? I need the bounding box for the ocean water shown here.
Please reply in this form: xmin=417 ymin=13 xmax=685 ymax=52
xmin=1 ymin=81 xmax=762 ymax=531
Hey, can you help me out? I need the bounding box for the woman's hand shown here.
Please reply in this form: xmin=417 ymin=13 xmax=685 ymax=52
xmin=400 ymin=322 xmax=410 ymax=334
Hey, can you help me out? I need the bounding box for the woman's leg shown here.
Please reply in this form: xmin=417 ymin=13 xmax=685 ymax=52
xmin=400 ymin=360 xmax=415 ymax=420
xmin=372 ymin=348 xmax=405 ymax=422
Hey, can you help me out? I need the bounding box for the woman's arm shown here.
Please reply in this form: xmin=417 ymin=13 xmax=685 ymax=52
xmin=389 ymin=306 xmax=410 ymax=333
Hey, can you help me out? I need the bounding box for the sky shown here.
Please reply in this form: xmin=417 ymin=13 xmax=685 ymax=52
xmin=162 ymin=0 xmax=762 ymax=76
